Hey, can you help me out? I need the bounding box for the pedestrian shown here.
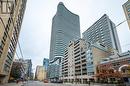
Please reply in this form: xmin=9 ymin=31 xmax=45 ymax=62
xmin=88 ymin=81 xmax=90 ymax=86
xmin=16 ymin=80 xmax=19 ymax=84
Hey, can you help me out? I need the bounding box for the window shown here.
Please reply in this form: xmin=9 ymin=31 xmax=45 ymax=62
xmin=128 ymin=60 xmax=130 ymax=63
xmin=126 ymin=3 xmax=130 ymax=7
xmin=0 ymin=39 xmax=2 ymax=57
xmin=1 ymin=1 xmax=13 ymax=14
xmin=128 ymin=8 xmax=130 ymax=12
xmin=0 ymin=39 xmax=1 ymax=47
xmin=128 ymin=13 xmax=130 ymax=18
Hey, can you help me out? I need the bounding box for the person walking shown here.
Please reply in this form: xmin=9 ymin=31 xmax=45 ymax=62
xmin=88 ymin=80 xmax=90 ymax=86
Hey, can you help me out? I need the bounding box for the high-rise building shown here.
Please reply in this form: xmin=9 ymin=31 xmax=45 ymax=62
xmin=14 ymin=59 xmax=32 ymax=80
xmin=0 ymin=0 xmax=27 ymax=83
xmin=43 ymin=58 xmax=49 ymax=71
xmin=35 ymin=66 xmax=46 ymax=81
xmin=123 ymin=0 xmax=130 ymax=30
xmin=23 ymin=59 xmax=32 ymax=80
xmin=83 ymin=14 xmax=121 ymax=53
xmin=49 ymin=2 xmax=80 ymax=62
xmin=61 ymin=39 xmax=87 ymax=83
xmin=49 ymin=2 xmax=80 ymax=80
xmin=61 ymin=39 xmax=111 ymax=83
xmin=43 ymin=58 xmax=49 ymax=79
xmin=9 ymin=60 xmax=25 ymax=81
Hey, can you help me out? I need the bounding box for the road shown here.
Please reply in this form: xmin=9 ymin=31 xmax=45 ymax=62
xmin=24 ymin=81 xmax=92 ymax=86
xmin=0 ymin=81 xmax=128 ymax=86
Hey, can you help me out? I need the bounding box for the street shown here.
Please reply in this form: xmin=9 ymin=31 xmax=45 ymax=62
xmin=0 ymin=81 xmax=127 ymax=86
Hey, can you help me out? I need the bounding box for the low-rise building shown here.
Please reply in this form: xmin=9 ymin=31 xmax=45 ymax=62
xmin=35 ymin=66 xmax=46 ymax=81
xmin=97 ymin=51 xmax=130 ymax=83
xmin=48 ymin=58 xmax=61 ymax=81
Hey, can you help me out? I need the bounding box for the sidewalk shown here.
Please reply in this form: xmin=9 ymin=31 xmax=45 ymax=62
xmin=63 ymin=83 xmax=128 ymax=86
xmin=0 ymin=82 xmax=24 ymax=86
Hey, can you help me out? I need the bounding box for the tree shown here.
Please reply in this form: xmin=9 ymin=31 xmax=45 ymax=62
xmin=10 ymin=62 xmax=23 ymax=80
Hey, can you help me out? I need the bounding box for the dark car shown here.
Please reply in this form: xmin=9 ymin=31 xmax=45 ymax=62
xmin=51 ymin=80 xmax=63 ymax=83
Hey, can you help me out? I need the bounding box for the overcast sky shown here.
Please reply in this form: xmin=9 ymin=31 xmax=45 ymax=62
xmin=16 ymin=0 xmax=130 ymax=72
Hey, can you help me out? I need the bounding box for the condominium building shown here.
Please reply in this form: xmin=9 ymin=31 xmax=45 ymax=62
xmin=49 ymin=2 xmax=80 ymax=79
xmin=49 ymin=2 xmax=80 ymax=61
xmin=123 ymin=0 xmax=130 ymax=30
xmin=0 ymin=0 xmax=27 ymax=83
xmin=83 ymin=14 xmax=121 ymax=53
xmin=86 ymin=42 xmax=111 ymax=81
xmin=62 ymin=39 xmax=88 ymax=84
xmin=35 ymin=66 xmax=46 ymax=81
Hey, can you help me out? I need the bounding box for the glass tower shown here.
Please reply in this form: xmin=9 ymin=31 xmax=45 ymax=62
xmin=43 ymin=58 xmax=49 ymax=71
xmin=49 ymin=2 xmax=81 ymax=61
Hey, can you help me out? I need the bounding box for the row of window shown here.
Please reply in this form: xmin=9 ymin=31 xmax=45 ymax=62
xmin=4 ymin=64 xmax=9 ymax=73
xmin=0 ymin=17 xmax=12 ymax=57
xmin=4 ymin=1 xmax=26 ymax=72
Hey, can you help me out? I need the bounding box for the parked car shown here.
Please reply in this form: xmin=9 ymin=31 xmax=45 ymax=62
xmin=43 ymin=79 xmax=48 ymax=83
xmin=50 ymin=80 xmax=63 ymax=83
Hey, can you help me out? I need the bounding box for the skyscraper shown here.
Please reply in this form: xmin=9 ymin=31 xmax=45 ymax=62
xmin=0 ymin=0 xmax=27 ymax=83
xmin=49 ymin=2 xmax=81 ymax=62
xmin=83 ymin=14 xmax=121 ymax=53
xmin=43 ymin=58 xmax=49 ymax=79
xmin=122 ymin=0 xmax=130 ymax=30
xmin=43 ymin=58 xmax=49 ymax=71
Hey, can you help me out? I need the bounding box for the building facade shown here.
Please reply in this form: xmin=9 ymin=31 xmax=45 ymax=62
xmin=123 ymin=0 xmax=130 ymax=30
xmin=61 ymin=39 xmax=111 ymax=83
xmin=49 ymin=2 xmax=80 ymax=61
xmin=43 ymin=58 xmax=49 ymax=79
xmin=86 ymin=42 xmax=111 ymax=81
xmin=83 ymin=14 xmax=121 ymax=53
xmin=43 ymin=58 xmax=49 ymax=71
xmin=49 ymin=2 xmax=80 ymax=79
xmin=35 ymin=66 xmax=46 ymax=81
xmin=9 ymin=61 xmax=25 ymax=81
xmin=0 ymin=0 xmax=27 ymax=83
xmin=62 ymin=39 xmax=88 ymax=83
xmin=14 ymin=59 xmax=32 ymax=80
xmin=48 ymin=62 xmax=60 ymax=81
xmin=23 ymin=59 xmax=32 ymax=80
xmin=97 ymin=51 xmax=130 ymax=83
